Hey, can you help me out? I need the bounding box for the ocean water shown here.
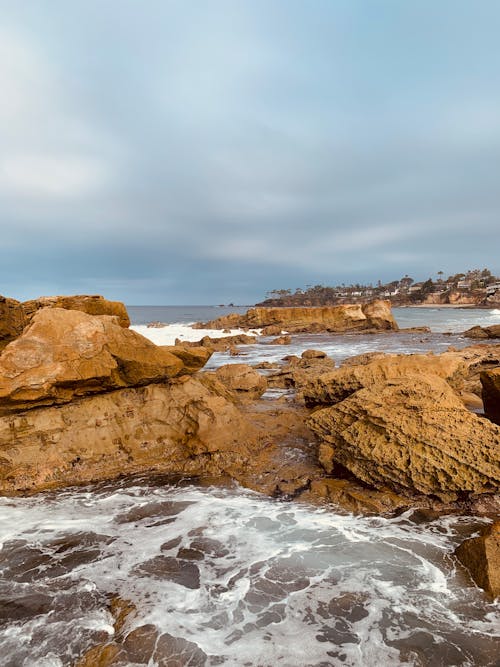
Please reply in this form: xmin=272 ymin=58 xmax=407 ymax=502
xmin=0 ymin=479 xmax=498 ymax=667
xmin=1 ymin=306 xmax=499 ymax=666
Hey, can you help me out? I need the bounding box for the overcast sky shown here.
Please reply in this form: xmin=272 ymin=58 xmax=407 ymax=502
xmin=1 ymin=1 xmax=499 ymax=304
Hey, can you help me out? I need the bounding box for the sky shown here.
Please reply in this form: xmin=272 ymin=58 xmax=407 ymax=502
xmin=1 ymin=0 xmax=499 ymax=304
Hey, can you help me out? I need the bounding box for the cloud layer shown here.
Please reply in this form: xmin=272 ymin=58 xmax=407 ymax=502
xmin=1 ymin=1 xmax=499 ymax=303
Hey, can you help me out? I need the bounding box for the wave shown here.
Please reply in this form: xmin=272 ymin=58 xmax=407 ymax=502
xmin=131 ymin=323 xmax=261 ymax=347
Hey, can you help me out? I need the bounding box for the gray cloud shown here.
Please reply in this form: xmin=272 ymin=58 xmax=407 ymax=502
xmin=1 ymin=0 xmax=499 ymax=303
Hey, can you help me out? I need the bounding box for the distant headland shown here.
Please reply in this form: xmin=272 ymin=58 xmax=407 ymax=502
xmin=256 ymin=268 xmax=500 ymax=308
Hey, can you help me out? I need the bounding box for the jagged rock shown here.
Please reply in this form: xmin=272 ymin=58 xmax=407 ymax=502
xmin=481 ymin=367 xmax=500 ymax=425
xmin=193 ymin=300 xmax=398 ymax=333
xmin=23 ymin=294 xmax=130 ymax=328
xmin=463 ymin=325 xmax=500 ymax=339
xmin=299 ymin=479 xmax=411 ymax=514
xmin=213 ymin=363 xmax=267 ymax=401
xmin=455 ymin=522 xmax=500 ymax=599
xmin=303 ymin=352 xmax=468 ymax=408
xmin=0 ymin=308 xmax=210 ymax=413
xmin=308 ymin=375 xmax=500 ymax=501
xmin=0 ymin=377 xmax=259 ymax=495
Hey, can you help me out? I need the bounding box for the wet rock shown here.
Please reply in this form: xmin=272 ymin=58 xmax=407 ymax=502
xmin=301 ymin=349 xmax=327 ymax=359
xmin=261 ymin=325 xmax=283 ymax=336
xmin=175 ymin=333 xmax=256 ymax=351
xmin=455 ymin=521 xmax=500 ymax=599
xmin=308 ymin=375 xmax=500 ymax=500
xmin=463 ymin=324 xmax=500 ymax=339
xmin=268 ymin=335 xmax=291 ymax=345
xmin=0 ymin=308 xmax=210 ymax=413
xmin=154 ymin=633 xmax=207 ymax=666
xmin=213 ymin=363 xmax=267 ymax=401
xmin=300 ymin=479 xmax=411 ymax=514
xmin=0 ymin=592 xmax=53 ymax=622
xmin=480 ymin=367 xmax=500 ymax=425
xmin=134 ymin=555 xmax=200 ymax=589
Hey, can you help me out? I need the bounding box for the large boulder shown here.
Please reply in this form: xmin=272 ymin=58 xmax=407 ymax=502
xmin=308 ymin=374 xmax=500 ymax=500
xmin=303 ymin=352 xmax=468 ymax=407
xmin=0 ymin=377 xmax=258 ymax=495
xmin=194 ymin=300 xmax=398 ymax=333
xmin=0 ymin=308 xmax=210 ymax=413
xmin=481 ymin=367 xmax=500 ymax=425
xmin=455 ymin=521 xmax=500 ymax=599
xmin=22 ymin=294 xmax=130 ymax=328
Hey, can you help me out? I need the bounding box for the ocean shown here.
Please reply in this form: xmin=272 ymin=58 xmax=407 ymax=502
xmin=1 ymin=306 xmax=499 ymax=666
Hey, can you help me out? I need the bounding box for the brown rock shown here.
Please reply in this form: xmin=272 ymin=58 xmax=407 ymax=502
xmin=463 ymin=325 xmax=500 ymax=340
xmin=0 ymin=377 xmax=260 ymax=495
xmin=267 ymin=335 xmax=292 ymax=345
xmin=23 ymin=294 xmax=130 ymax=328
xmin=481 ymin=367 xmax=500 ymax=425
xmin=300 ymin=479 xmax=411 ymax=514
xmin=303 ymin=352 xmax=468 ymax=407
xmin=194 ymin=300 xmax=398 ymax=333
xmin=0 ymin=296 xmax=27 ymax=351
xmin=175 ymin=333 xmax=256 ymax=351
xmin=268 ymin=355 xmax=336 ymax=391
xmin=455 ymin=522 xmax=500 ymax=599
xmin=301 ymin=349 xmax=327 ymax=359
xmin=0 ymin=308 xmax=209 ymax=413
xmin=214 ymin=363 xmax=267 ymax=401
xmin=261 ymin=325 xmax=283 ymax=336
xmin=308 ymin=375 xmax=500 ymax=500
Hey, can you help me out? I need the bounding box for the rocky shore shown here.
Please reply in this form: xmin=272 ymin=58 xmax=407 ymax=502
xmin=0 ymin=294 xmax=498 ymax=607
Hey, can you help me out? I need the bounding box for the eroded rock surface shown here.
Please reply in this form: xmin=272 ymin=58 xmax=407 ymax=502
xmin=0 ymin=308 xmax=210 ymax=413
xmin=308 ymin=375 xmax=500 ymax=500
xmin=194 ymin=300 xmax=398 ymax=333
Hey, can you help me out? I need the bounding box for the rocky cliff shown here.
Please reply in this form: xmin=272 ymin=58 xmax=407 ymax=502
xmin=194 ymin=300 xmax=398 ymax=333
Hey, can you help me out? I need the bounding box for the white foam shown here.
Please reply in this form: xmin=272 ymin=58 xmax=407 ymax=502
xmin=0 ymin=483 xmax=498 ymax=666
xmin=131 ymin=323 xmax=260 ymax=346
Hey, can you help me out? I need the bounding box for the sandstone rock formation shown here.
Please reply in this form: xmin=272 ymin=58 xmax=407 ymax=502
xmin=455 ymin=521 xmax=500 ymax=599
xmin=481 ymin=368 xmax=500 ymax=425
xmin=464 ymin=324 xmax=500 ymax=339
xmin=175 ymin=333 xmax=256 ymax=351
xmin=303 ymin=352 xmax=468 ymax=407
xmin=308 ymin=375 xmax=500 ymax=500
xmin=0 ymin=308 xmax=210 ymax=413
xmin=194 ymin=300 xmax=398 ymax=333
xmin=212 ymin=363 xmax=267 ymax=402
xmin=0 ymin=293 xmax=130 ymax=350
xmin=0 ymin=377 xmax=259 ymax=495
xmin=0 ymin=296 xmax=27 ymax=351
xmin=268 ymin=354 xmax=335 ymax=391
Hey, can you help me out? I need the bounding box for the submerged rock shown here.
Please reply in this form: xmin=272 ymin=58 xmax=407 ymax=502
xmin=455 ymin=521 xmax=500 ymax=599
xmin=308 ymin=375 xmax=500 ymax=501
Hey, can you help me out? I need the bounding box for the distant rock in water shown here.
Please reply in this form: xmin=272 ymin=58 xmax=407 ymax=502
xmin=463 ymin=324 xmax=500 ymax=339
xmin=193 ymin=300 xmax=398 ymax=333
